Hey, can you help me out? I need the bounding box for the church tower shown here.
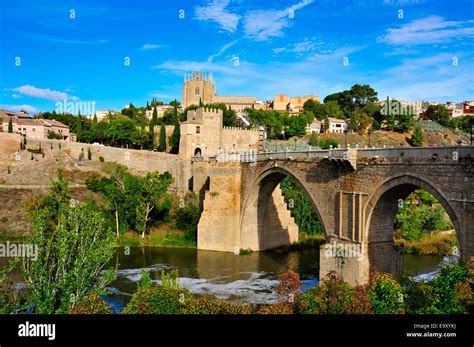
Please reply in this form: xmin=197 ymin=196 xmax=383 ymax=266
xmin=182 ymin=71 xmax=215 ymax=109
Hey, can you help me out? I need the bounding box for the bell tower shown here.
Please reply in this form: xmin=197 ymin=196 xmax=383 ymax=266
xmin=182 ymin=71 xmax=216 ymax=109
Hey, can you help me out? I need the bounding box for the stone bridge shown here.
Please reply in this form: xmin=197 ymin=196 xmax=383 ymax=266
xmin=191 ymin=146 xmax=474 ymax=284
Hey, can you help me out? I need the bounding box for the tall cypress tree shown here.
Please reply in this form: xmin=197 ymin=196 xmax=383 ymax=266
xmin=76 ymin=112 xmax=83 ymax=142
xmin=152 ymin=106 xmax=158 ymax=126
xmin=158 ymin=123 xmax=166 ymax=152
xmin=149 ymin=119 xmax=155 ymax=149
xmin=169 ymin=105 xmax=180 ymax=153
xmin=8 ymin=117 xmax=13 ymax=133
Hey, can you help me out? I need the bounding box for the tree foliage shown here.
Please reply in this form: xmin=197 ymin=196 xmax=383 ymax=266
xmin=24 ymin=174 xmax=116 ymax=314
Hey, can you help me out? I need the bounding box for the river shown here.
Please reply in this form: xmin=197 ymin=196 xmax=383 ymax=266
xmin=103 ymin=247 xmax=455 ymax=311
xmin=0 ymin=245 xmax=456 ymax=312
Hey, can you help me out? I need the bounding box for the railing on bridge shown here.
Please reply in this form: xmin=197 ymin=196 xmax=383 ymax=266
xmin=191 ymin=145 xmax=474 ymax=165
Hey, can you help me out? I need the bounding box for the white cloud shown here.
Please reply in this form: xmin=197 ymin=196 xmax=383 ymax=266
xmin=11 ymin=94 xmax=21 ymax=99
xmin=207 ymin=40 xmax=238 ymax=62
xmin=273 ymin=37 xmax=328 ymax=56
xmin=6 ymin=85 xmax=78 ymax=101
xmin=141 ymin=43 xmax=162 ymax=50
xmin=383 ymin=0 xmax=424 ymax=5
xmin=243 ymin=0 xmax=314 ymax=41
xmin=378 ymin=16 xmax=474 ymax=45
xmin=0 ymin=104 xmax=40 ymax=114
xmin=194 ymin=0 xmax=240 ymax=33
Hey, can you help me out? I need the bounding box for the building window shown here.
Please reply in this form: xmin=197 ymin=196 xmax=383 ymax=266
xmin=195 ymin=87 xmax=200 ymax=96
xmin=196 ymin=126 xmax=201 ymax=134
xmin=336 ymin=124 xmax=341 ymax=128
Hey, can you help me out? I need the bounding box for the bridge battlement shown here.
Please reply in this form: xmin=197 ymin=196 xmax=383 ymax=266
xmin=193 ymin=145 xmax=474 ymax=285
xmin=256 ymin=146 xmax=473 ymax=162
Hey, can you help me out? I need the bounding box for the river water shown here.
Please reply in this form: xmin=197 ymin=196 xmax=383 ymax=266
xmin=0 ymin=244 xmax=455 ymax=312
xmin=103 ymin=247 xmax=451 ymax=311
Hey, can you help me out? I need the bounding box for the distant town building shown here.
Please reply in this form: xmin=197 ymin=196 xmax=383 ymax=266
xmin=307 ymin=119 xmax=323 ymax=134
xmin=0 ymin=109 xmax=74 ymax=141
xmin=326 ymin=118 xmax=348 ymax=133
xmin=145 ymin=105 xmax=174 ymax=120
xmin=271 ymin=94 xmax=320 ymax=114
xmin=463 ymin=101 xmax=474 ymax=115
xmin=94 ymin=110 xmax=112 ymax=122
xmin=182 ymin=71 xmax=264 ymax=111
xmin=178 ymin=107 xmax=263 ymax=159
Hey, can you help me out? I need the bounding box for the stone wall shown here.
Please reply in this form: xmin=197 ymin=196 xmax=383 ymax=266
xmin=19 ymin=138 xmax=192 ymax=193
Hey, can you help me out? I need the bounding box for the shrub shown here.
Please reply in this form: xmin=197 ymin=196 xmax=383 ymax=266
xmin=99 ymin=156 xmax=105 ymax=162
xmin=70 ymin=292 xmax=112 ymax=314
xmin=87 ymin=147 xmax=92 ymax=160
xmin=138 ymin=269 xmax=153 ymax=289
xmin=308 ymin=133 xmax=319 ymax=146
xmin=368 ymin=273 xmax=405 ymax=314
xmin=343 ymin=285 xmax=372 ymax=314
xmin=431 ymin=263 xmax=470 ymax=314
xmin=319 ymin=138 xmax=339 ymax=149
xmin=277 ymin=270 xmax=302 ymax=298
xmin=258 ymin=302 xmax=293 ymax=314
xmin=123 ymin=286 xmax=191 ymax=314
xmin=399 ymin=276 xmax=442 ymax=314
xmin=183 ymin=296 xmax=252 ymax=314
xmin=296 ymin=272 xmax=353 ymax=314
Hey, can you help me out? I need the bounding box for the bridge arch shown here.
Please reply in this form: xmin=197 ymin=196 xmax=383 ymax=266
xmin=364 ymin=173 xmax=461 ymax=275
xmin=240 ymin=166 xmax=328 ymax=251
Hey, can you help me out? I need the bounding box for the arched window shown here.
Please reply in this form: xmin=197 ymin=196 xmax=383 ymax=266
xmin=195 ymin=87 xmax=200 ymax=96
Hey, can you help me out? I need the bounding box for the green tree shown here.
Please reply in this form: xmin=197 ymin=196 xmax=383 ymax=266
xmin=396 ymin=113 xmax=415 ymax=133
xmin=24 ymin=176 xmax=116 ymax=314
xmin=349 ymin=110 xmax=372 ymax=135
xmin=8 ymin=117 xmax=13 ymax=133
xmin=106 ymin=115 xmax=139 ymax=148
xmin=87 ymin=147 xmax=92 ymax=160
xmin=410 ymin=126 xmax=425 ymax=147
xmin=349 ymin=84 xmax=378 ymax=108
xmin=158 ymin=124 xmax=166 ymax=152
xmin=152 ymin=106 xmax=158 ymax=126
xmin=135 ymin=172 xmax=173 ymax=238
xmin=425 ymin=105 xmax=450 ymax=127
xmin=324 ymin=91 xmax=353 ymax=114
xmin=149 ymin=120 xmax=155 ymax=149
xmin=76 ymin=113 xmax=83 ymax=141
xmin=169 ymin=105 xmax=180 ymax=153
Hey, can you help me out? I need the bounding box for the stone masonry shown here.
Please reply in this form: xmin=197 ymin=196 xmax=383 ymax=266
xmin=194 ymin=146 xmax=474 ymax=285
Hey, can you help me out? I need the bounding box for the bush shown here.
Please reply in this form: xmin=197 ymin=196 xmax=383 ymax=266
xmin=319 ymin=138 xmax=339 ymax=149
xmin=308 ymin=133 xmax=319 ymax=146
xmin=296 ymin=272 xmax=353 ymax=314
xmin=258 ymin=302 xmax=293 ymax=314
xmin=123 ymin=285 xmax=191 ymax=314
xmin=70 ymin=292 xmax=112 ymax=314
xmin=174 ymin=194 xmax=201 ymax=237
xmin=430 ymin=263 xmax=470 ymax=314
xmin=99 ymin=156 xmax=105 ymax=162
xmin=368 ymin=273 xmax=405 ymax=314
xmin=399 ymin=276 xmax=442 ymax=314
xmin=183 ymin=296 xmax=252 ymax=314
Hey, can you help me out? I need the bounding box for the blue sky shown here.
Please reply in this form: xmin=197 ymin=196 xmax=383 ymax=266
xmin=0 ymin=0 xmax=473 ymax=114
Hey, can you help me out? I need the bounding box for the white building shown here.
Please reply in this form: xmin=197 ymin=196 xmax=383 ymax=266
xmin=307 ymin=119 xmax=323 ymax=134
xmin=326 ymin=118 xmax=348 ymax=133
xmin=145 ymin=105 xmax=174 ymax=120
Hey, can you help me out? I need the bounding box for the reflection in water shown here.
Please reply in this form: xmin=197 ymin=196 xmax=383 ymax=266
xmin=109 ymin=247 xmax=320 ymax=307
